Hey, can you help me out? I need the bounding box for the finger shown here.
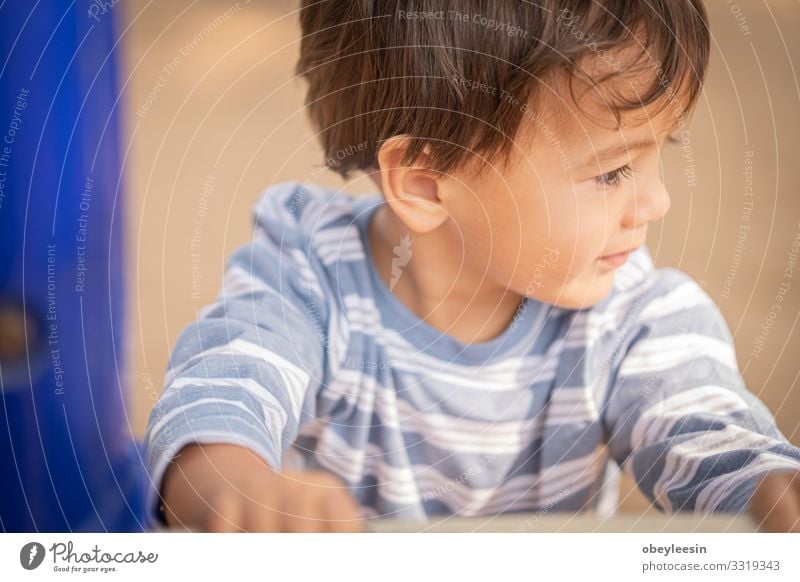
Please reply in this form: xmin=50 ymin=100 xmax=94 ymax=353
xmin=285 ymin=492 xmax=327 ymax=532
xmin=790 ymin=479 xmax=800 ymax=532
xmin=750 ymin=473 xmax=800 ymax=532
xmin=249 ymin=488 xmax=287 ymax=532
xmin=321 ymin=489 xmax=364 ymax=532
xmin=285 ymin=470 xmax=363 ymax=532
xmin=274 ymin=471 xmax=324 ymax=532
xmin=305 ymin=471 xmax=362 ymax=532
xmin=206 ymin=491 xmax=244 ymax=533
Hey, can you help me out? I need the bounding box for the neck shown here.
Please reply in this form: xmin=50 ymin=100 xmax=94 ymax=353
xmin=367 ymin=204 xmax=524 ymax=344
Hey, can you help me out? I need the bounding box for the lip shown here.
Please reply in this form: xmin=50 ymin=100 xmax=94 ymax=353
xmin=598 ymin=245 xmax=641 ymax=268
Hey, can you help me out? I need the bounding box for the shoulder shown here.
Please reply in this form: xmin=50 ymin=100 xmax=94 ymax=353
xmin=240 ymin=181 xmax=382 ymax=307
xmin=586 ymin=247 xmax=735 ymax=367
xmin=219 ymin=182 xmax=360 ymax=305
xmin=599 ymin=246 xmax=720 ymax=326
xmin=251 ymin=181 xmax=362 ymax=243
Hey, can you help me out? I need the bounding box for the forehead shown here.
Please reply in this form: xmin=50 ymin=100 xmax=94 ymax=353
xmin=530 ymin=58 xmax=688 ymax=151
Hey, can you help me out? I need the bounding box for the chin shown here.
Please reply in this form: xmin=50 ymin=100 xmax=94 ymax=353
xmin=532 ymin=275 xmax=615 ymax=310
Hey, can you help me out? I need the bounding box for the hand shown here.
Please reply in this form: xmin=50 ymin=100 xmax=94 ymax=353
xmin=747 ymin=470 xmax=800 ymax=532
xmin=161 ymin=443 xmax=364 ymax=532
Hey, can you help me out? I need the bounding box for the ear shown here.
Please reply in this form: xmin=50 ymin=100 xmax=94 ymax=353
xmin=376 ymin=136 xmax=450 ymax=233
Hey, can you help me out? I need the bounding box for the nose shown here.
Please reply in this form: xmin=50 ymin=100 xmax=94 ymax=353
xmin=622 ymin=178 xmax=671 ymax=229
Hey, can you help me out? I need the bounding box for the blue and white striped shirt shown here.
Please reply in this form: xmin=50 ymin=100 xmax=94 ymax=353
xmin=144 ymin=181 xmax=800 ymax=525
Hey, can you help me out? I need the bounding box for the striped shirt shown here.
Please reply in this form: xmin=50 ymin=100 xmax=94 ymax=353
xmin=144 ymin=181 xmax=800 ymax=526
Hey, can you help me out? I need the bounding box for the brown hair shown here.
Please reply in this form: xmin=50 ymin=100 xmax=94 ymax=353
xmin=296 ymin=0 xmax=709 ymax=177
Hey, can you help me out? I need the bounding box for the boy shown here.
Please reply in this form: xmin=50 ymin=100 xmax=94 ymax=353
xmin=145 ymin=0 xmax=800 ymax=532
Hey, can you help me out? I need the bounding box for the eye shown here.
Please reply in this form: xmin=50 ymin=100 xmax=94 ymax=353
xmin=594 ymin=164 xmax=633 ymax=188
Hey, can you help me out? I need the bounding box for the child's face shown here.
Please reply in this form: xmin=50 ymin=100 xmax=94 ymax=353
xmin=438 ymin=74 xmax=682 ymax=309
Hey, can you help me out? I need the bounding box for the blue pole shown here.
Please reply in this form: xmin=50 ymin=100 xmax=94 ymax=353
xmin=0 ymin=1 xmax=146 ymax=531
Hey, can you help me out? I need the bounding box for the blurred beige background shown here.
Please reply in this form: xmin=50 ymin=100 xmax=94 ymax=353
xmin=122 ymin=0 xmax=800 ymax=513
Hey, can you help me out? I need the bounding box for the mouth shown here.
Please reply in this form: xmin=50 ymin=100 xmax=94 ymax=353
xmin=598 ymin=245 xmax=642 ymax=268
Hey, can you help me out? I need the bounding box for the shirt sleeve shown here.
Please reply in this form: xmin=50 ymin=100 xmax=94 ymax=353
xmin=601 ymin=268 xmax=800 ymax=514
xmin=142 ymin=185 xmax=330 ymax=527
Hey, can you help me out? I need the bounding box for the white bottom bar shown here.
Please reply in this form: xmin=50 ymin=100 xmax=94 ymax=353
xmin=1 ymin=532 xmax=798 ymax=581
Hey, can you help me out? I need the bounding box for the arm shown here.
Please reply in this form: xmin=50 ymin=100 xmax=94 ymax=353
xmin=749 ymin=470 xmax=800 ymax=532
xmin=600 ymin=270 xmax=800 ymax=528
xmin=160 ymin=443 xmax=361 ymax=532
xmin=144 ymin=191 xmax=360 ymax=531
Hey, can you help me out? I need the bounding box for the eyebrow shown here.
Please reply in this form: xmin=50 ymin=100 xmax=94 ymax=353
xmin=577 ymin=137 xmax=658 ymax=169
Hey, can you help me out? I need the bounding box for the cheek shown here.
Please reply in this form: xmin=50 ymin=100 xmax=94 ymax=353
xmin=446 ymin=185 xmax=528 ymax=267
xmin=519 ymin=246 xmax=568 ymax=295
xmin=547 ymin=200 xmax=611 ymax=264
xmin=509 ymin=204 xmax=610 ymax=292
xmin=441 ymin=198 xmax=514 ymax=288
